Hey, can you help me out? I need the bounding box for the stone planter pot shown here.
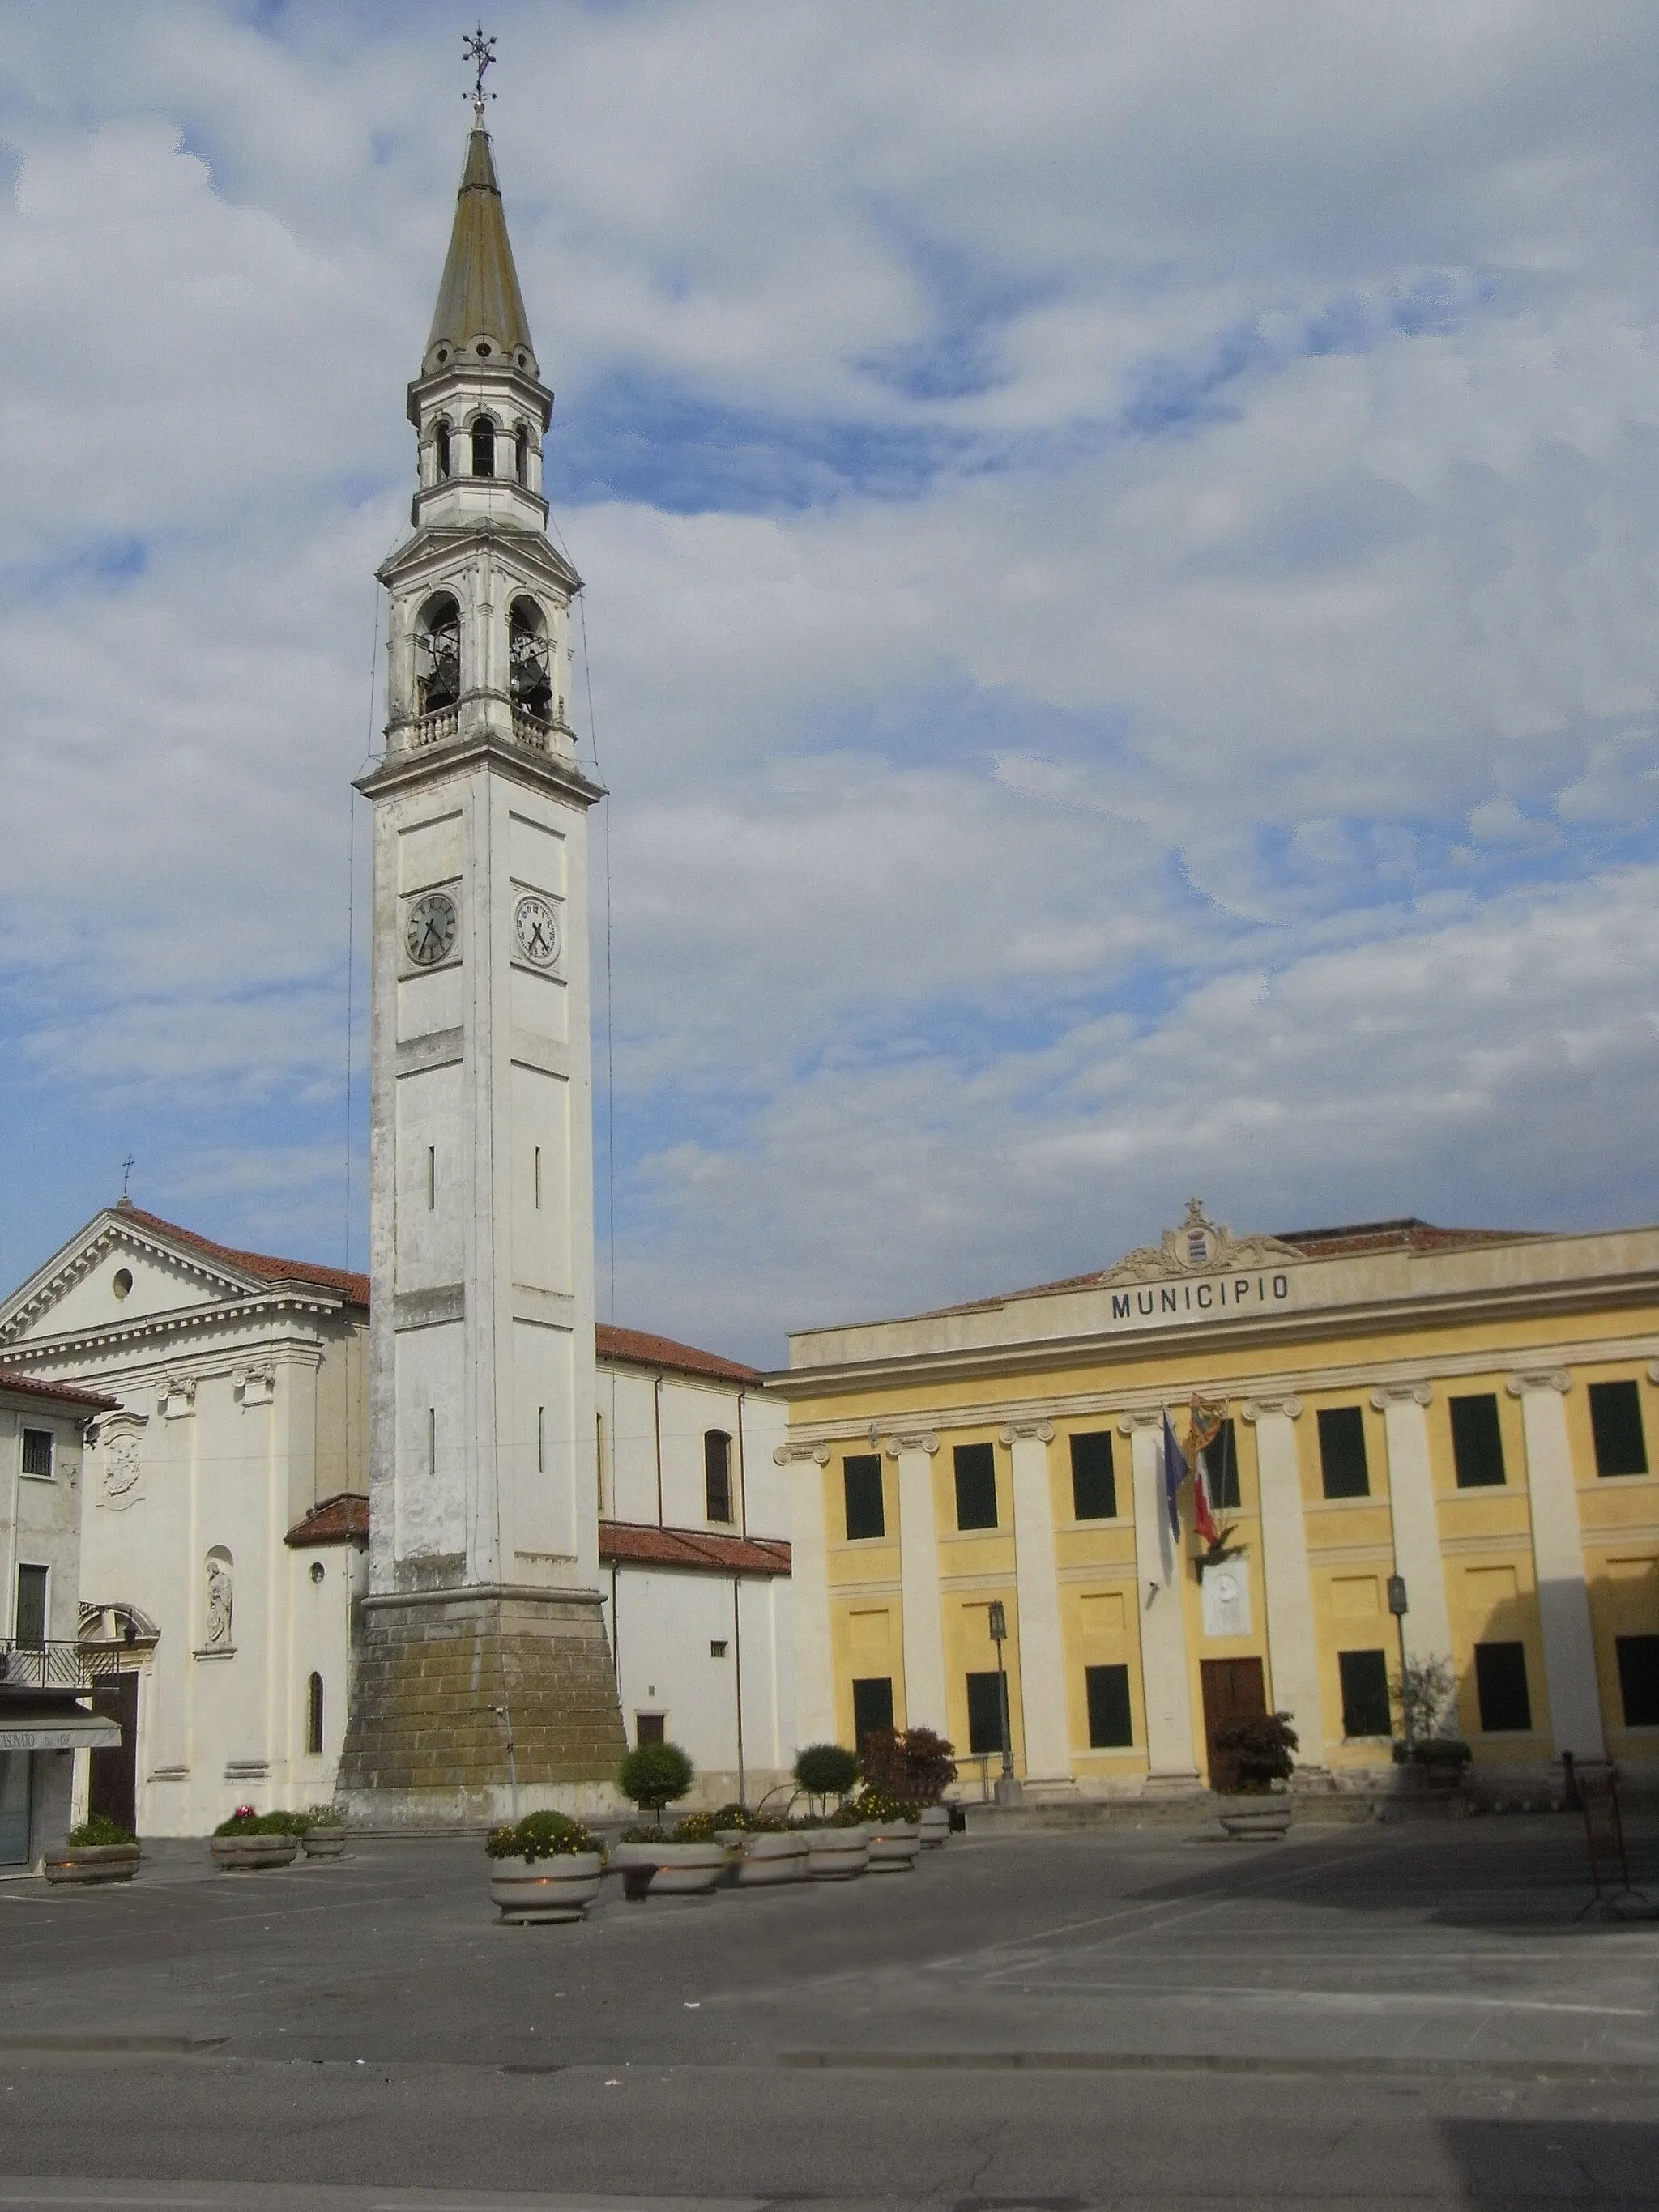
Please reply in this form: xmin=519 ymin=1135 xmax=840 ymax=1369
xmin=918 ymin=1805 xmax=951 ymax=1849
xmin=612 ymin=1841 xmax=726 ymax=1896
xmin=211 ymin=1835 xmax=299 ymax=1872
xmin=489 ymin=1852 xmax=604 ymax=1923
xmin=719 ymin=1830 xmax=810 ymax=1886
xmin=43 ymin=1843 xmax=140 ymax=1886
xmin=301 ymin=1827 xmax=348 ymax=1860
xmin=804 ymin=1826 xmax=869 ymax=1880
xmin=1218 ymin=1798 xmax=1293 ymax=1842
xmin=866 ymin=1820 xmax=922 ymax=1871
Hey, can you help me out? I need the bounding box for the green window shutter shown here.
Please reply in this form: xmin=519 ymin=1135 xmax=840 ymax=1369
xmin=1449 ymin=1394 xmax=1505 ymax=1488
xmin=965 ymin=1670 xmax=1004 ymax=1754
xmin=1085 ymin=1664 xmax=1133 ymax=1747
xmin=851 ymin=1677 xmax=894 ymax=1745
xmin=953 ymin=1443 xmax=998 ymax=1530
xmin=842 ymin=1454 xmax=885 ymax=1540
xmin=1317 ymin=1407 xmax=1370 ymax=1498
xmin=1337 ymin=1648 xmax=1392 ymax=1737
xmin=1589 ymin=1380 xmax=1648 ymax=1477
xmin=1069 ymin=1432 xmax=1117 ymax=1520
xmin=1473 ymin=1641 xmax=1532 ymax=1733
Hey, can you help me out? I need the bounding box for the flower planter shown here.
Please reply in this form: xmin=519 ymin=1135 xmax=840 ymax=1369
xmin=718 ymin=1830 xmax=810 ymax=1886
xmin=301 ymin=1826 xmax=348 ymax=1860
xmin=43 ymin=1843 xmax=140 ymax=1886
xmin=804 ymin=1826 xmax=869 ymax=1880
xmin=918 ymin=1805 xmax=951 ymax=1850
xmin=612 ymin=1841 xmax=726 ymax=1896
xmin=1218 ymin=1798 xmax=1293 ymax=1842
xmin=489 ymin=1852 xmax=604 ymax=1923
xmin=866 ymin=1820 xmax=922 ymax=1871
xmin=211 ymin=1834 xmax=299 ymax=1872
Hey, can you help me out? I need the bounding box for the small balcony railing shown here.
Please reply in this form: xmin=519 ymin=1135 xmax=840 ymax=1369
xmin=0 ymin=1639 xmax=125 ymax=1691
xmin=407 ymin=706 xmax=459 ymax=749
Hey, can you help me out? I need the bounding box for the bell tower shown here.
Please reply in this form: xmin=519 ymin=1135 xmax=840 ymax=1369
xmin=337 ymin=80 xmax=627 ymax=1822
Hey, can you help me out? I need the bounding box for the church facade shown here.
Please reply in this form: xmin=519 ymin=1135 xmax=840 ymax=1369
xmin=772 ymin=1206 xmax=1659 ymax=1800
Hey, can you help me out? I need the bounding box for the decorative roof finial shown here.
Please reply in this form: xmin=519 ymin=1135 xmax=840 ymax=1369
xmin=463 ymin=22 xmax=497 ymax=123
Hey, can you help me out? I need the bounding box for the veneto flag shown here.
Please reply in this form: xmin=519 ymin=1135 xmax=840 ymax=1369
xmin=1186 ymin=1396 xmax=1227 ymax=1549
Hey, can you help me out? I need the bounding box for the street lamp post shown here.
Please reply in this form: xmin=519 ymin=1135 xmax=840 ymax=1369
xmin=988 ymin=1600 xmax=1021 ymax=1805
xmin=1387 ymin=1575 xmax=1410 ymax=1749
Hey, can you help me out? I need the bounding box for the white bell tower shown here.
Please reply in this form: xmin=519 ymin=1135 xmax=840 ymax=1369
xmin=338 ymin=89 xmax=626 ymax=1820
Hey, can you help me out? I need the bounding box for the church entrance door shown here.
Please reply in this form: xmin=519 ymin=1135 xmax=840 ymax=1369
xmin=88 ymin=1672 xmax=139 ymax=1834
xmin=1200 ymin=1656 xmax=1265 ymax=1794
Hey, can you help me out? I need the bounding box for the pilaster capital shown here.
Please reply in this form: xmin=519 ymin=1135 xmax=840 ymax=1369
xmin=1647 ymin=1360 xmax=1659 ymax=1387
xmin=998 ymin=1420 xmax=1056 ymax=1446
xmin=1115 ymin=1408 xmax=1166 ymax=1434
xmin=772 ymin=1441 xmax=831 ymax=1468
xmin=882 ymin=1432 xmax=940 ymax=1458
xmin=1239 ymin=1396 xmax=1303 ymax=1423
xmin=1367 ymin=1380 xmax=1432 ymax=1411
xmin=1505 ymin=1368 xmax=1572 ymax=1397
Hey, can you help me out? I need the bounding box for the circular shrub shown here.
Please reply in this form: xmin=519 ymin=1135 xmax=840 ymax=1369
xmin=618 ymin=1741 xmax=694 ymax=1818
xmin=67 ymin=1813 xmax=135 ymax=1848
xmin=794 ymin=1743 xmax=859 ymax=1801
xmin=213 ymin=1809 xmax=297 ymax=1838
xmin=855 ymin=1786 xmax=921 ymax=1823
xmin=485 ymin=1810 xmax=601 ymax=1863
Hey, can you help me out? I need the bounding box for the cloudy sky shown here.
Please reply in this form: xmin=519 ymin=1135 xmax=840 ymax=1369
xmin=3 ymin=1 xmax=1659 ymax=1363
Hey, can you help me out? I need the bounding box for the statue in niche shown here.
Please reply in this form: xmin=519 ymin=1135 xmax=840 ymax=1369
xmin=205 ymin=1553 xmax=232 ymax=1648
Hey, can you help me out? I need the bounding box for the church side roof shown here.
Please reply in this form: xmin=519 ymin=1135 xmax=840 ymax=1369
xmin=596 ymin=1323 xmax=759 ymax=1386
xmin=285 ymin=1494 xmax=370 ymax=1548
xmin=115 ymin=1204 xmax=370 ymax=1308
xmin=426 ymin=125 xmax=534 ymax=366
xmin=599 ymin=1520 xmax=791 ymax=1576
xmin=0 ymin=1369 xmax=120 ymax=1413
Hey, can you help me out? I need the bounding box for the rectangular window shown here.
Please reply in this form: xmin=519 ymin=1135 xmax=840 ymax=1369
xmin=427 ymin=1146 xmax=436 ymax=1209
xmin=842 ymin=1454 xmax=885 ymax=1541
xmin=704 ymin=1431 xmax=733 ymax=1523
xmin=429 ymin=1408 xmax=437 ymax=1477
xmin=1337 ymin=1648 xmax=1392 ymax=1737
xmin=1202 ymin=1417 xmax=1241 ymax=1510
xmin=14 ymin=1564 xmax=48 ymax=1649
xmin=1616 ymin=1634 xmax=1659 ymax=1727
xmin=538 ymin=1406 xmax=545 ymax=1477
xmin=1085 ymin=1663 xmax=1133 ymax=1748
xmin=1474 ymin=1640 xmax=1533 ymax=1732
xmin=19 ymin=1430 xmax=53 ymax=1481
xmin=534 ymin=1145 xmax=542 ymax=1210
xmin=1450 ymin=1393 xmax=1505 ymax=1488
xmin=966 ymin=1669 xmax=1005 ymax=1755
xmin=851 ymin=1676 xmax=894 ymax=1746
xmin=1069 ymin=1432 xmax=1117 ymax=1520
xmin=635 ymin=1712 xmax=665 ymax=1745
xmin=710 ymin=1639 xmax=727 ymax=1659
xmin=1589 ymin=1380 xmax=1648 ymax=1477
xmin=1317 ymin=1406 xmax=1370 ymax=1499
xmin=953 ymin=1442 xmax=998 ymax=1530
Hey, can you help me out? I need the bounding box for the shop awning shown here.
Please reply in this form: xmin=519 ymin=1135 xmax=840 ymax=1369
xmin=0 ymin=1703 xmax=121 ymax=1751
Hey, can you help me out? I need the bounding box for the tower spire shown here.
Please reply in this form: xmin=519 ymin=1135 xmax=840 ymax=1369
xmin=423 ymin=47 xmax=534 ymax=379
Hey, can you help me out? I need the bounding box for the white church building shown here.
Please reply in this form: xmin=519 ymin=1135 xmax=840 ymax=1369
xmin=0 ymin=93 xmax=796 ymax=1831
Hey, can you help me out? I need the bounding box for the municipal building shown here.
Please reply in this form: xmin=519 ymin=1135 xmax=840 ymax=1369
xmin=771 ymin=1204 xmax=1659 ymax=1796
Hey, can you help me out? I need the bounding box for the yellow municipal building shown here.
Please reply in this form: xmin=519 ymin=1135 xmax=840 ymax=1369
xmin=770 ymin=1205 xmax=1659 ymax=1797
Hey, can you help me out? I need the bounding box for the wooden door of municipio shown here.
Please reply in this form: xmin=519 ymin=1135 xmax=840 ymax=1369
xmin=1201 ymin=1656 xmax=1265 ymax=1793
xmin=89 ymin=1672 xmax=139 ymax=1833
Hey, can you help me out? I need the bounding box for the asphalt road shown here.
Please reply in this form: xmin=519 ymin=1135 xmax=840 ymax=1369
xmin=1 ymin=1814 xmax=1656 ymax=2209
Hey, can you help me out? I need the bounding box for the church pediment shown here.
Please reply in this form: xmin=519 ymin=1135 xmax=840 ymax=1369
xmin=0 ymin=1208 xmax=279 ymax=1351
xmin=1097 ymin=1198 xmax=1302 ymax=1286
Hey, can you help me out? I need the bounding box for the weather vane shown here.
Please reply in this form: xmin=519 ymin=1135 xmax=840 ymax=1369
xmin=463 ymin=23 xmax=497 ymax=117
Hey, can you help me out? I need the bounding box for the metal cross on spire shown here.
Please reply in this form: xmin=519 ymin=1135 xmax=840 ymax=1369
xmin=463 ymin=23 xmax=497 ymax=118
xmin=120 ymin=1153 xmax=135 ymax=1198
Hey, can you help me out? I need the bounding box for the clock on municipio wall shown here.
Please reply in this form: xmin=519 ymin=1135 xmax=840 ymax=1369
xmin=514 ymin=893 xmax=560 ymax=966
xmin=405 ymin=891 xmax=458 ymax=967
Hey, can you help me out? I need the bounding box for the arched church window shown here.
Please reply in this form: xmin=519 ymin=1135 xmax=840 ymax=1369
xmin=306 ymin=1671 xmax=324 ymax=1755
xmin=508 ymin=598 xmax=552 ymax=722
xmin=414 ymin=594 xmax=461 ymax=715
xmin=514 ymin=423 xmax=530 ymax=486
xmin=433 ymin=420 xmax=451 ymax=479
xmin=704 ymin=1430 xmax=733 ymax=1524
xmin=471 ymin=416 xmax=495 ymax=478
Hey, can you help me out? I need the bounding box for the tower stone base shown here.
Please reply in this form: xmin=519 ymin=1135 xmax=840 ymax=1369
xmin=335 ymin=1586 xmax=628 ymax=1827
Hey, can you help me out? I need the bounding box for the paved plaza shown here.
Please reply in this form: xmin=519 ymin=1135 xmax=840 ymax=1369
xmin=1 ymin=1816 xmax=1657 ymax=2210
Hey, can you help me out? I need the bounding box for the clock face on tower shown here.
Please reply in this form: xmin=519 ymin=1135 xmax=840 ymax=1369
xmin=514 ymin=893 xmax=560 ymax=966
xmin=405 ymin=891 xmax=458 ymax=967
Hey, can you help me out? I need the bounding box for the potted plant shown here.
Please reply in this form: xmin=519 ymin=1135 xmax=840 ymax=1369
xmin=44 ymin=1811 xmax=140 ymax=1885
xmin=1410 ymin=1737 xmax=1473 ymax=1791
xmin=611 ymin=1743 xmax=725 ymax=1894
xmin=211 ymin=1805 xmax=300 ymax=1871
xmin=862 ymin=1726 xmax=958 ymax=1848
xmin=299 ymin=1804 xmax=348 ymax=1859
xmin=485 ymin=1811 xmax=605 ymax=1921
xmin=855 ymin=1786 xmax=923 ymax=1869
xmin=1213 ymin=1711 xmax=1299 ymax=1839
xmin=791 ymin=1744 xmax=868 ymax=1878
xmin=708 ymin=1801 xmax=809 ymax=1886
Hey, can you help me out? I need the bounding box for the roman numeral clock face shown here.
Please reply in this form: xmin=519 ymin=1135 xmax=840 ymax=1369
xmin=405 ymin=892 xmax=458 ymax=967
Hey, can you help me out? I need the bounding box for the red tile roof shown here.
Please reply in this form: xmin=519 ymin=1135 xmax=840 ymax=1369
xmin=0 ymin=1370 xmax=120 ymax=1413
xmin=1274 ymin=1217 xmax=1543 ymax=1259
xmin=599 ymin=1520 xmax=791 ymax=1575
xmin=117 ymin=1204 xmax=370 ymax=1307
xmin=595 ymin=1323 xmax=758 ymax=1385
xmin=284 ymin=1493 xmax=370 ymax=1547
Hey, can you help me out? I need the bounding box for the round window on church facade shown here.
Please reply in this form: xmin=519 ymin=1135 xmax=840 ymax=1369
xmin=113 ymin=1268 xmax=133 ymax=1299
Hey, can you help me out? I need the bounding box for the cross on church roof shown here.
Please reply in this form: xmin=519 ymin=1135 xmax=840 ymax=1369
xmin=463 ymin=22 xmax=497 ymax=117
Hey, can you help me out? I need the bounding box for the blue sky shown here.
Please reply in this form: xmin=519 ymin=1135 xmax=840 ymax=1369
xmin=5 ymin=2 xmax=1659 ymax=1361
